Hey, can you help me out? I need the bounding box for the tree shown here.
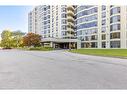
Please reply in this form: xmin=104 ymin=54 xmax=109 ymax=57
xmin=0 ymin=30 xmax=13 ymax=48
xmin=23 ymin=32 xmax=42 ymax=47
xmin=12 ymin=30 xmax=25 ymax=47
xmin=0 ymin=30 xmax=25 ymax=48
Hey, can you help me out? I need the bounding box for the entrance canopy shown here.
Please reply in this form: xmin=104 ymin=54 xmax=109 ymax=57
xmin=41 ymin=38 xmax=81 ymax=49
xmin=41 ymin=38 xmax=79 ymax=43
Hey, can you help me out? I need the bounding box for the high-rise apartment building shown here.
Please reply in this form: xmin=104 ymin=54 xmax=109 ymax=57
xmin=28 ymin=6 xmax=39 ymax=34
xmin=28 ymin=5 xmax=127 ymax=49
xmin=76 ymin=5 xmax=127 ymax=48
xmin=28 ymin=5 xmax=81 ymax=49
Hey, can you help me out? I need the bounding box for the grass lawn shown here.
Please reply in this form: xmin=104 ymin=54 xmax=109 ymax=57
xmin=70 ymin=49 xmax=127 ymax=58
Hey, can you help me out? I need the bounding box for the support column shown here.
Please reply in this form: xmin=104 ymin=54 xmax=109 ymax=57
xmin=69 ymin=42 xmax=71 ymax=50
xmin=50 ymin=42 xmax=53 ymax=48
xmin=121 ymin=6 xmax=126 ymax=48
xmin=77 ymin=40 xmax=81 ymax=49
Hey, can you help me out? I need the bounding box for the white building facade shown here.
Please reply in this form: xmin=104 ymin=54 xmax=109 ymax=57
xmin=28 ymin=5 xmax=81 ymax=49
xmin=76 ymin=5 xmax=127 ymax=48
xmin=28 ymin=5 xmax=77 ymax=38
xmin=28 ymin=5 xmax=127 ymax=49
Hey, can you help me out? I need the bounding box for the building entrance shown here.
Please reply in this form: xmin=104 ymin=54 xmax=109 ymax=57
xmin=55 ymin=43 xmax=77 ymax=49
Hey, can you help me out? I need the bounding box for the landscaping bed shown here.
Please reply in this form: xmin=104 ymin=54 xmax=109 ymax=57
xmin=29 ymin=47 xmax=54 ymax=51
xmin=16 ymin=47 xmax=54 ymax=51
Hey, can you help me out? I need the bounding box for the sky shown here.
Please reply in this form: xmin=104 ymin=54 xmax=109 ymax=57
xmin=0 ymin=6 xmax=33 ymax=33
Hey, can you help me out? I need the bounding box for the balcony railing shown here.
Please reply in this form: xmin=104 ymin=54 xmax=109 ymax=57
xmin=67 ymin=10 xmax=75 ymax=16
xmin=67 ymin=16 xmax=74 ymax=22
xmin=67 ymin=28 xmax=75 ymax=33
xmin=67 ymin=6 xmax=74 ymax=11
xmin=67 ymin=22 xmax=74 ymax=27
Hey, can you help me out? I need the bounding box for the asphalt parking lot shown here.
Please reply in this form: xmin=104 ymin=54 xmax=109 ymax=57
xmin=0 ymin=50 xmax=127 ymax=89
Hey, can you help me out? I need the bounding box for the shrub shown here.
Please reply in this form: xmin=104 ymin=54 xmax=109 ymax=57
xmin=29 ymin=47 xmax=54 ymax=51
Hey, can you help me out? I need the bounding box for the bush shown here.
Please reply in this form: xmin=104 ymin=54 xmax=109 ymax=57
xmin=29 ymin=47 xmax=54 ymax=51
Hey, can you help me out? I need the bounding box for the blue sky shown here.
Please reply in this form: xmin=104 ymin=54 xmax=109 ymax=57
xmin=0 ymin=6 xmax=33 ymax=33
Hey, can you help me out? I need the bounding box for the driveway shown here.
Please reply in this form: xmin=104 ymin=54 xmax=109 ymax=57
xmin=0 ymin=50 xmax=127 ymax=89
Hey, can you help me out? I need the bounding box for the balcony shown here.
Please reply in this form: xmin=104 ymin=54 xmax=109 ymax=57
xmin=67 ymin=16 xmax=74 ymax=22
xmin=67 ymin=28 xmax=75 ymax=33
xmin=67 ymin=22 xmax=74 ymax=27
xmin=67 ymin=10 xmax=75 ymax=16
xmin=65 ymin=34 xmax=75 ymax=38
xmin=67 ymin=6 xmax=74 ymax=11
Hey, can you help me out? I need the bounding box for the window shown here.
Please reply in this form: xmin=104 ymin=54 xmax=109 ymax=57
xmin=47 ymin=15 xmax=50 ymax=19
xmin=79 ymin=36 xmax=84 ymax=41
xmin=102 ymin=19 xmax=106 ymax=25
xmin=91 ymin=28 xmax=98 ymax=34
xmin=44 ymin=26 xmax=47 ymax=29
xmin=61 ymin=13 xmax=66 ymax=18
xmin=110 ymin=24 xmax=120 ymax=31
xmin=61 ymin=8 xmax=66 ymax=12
xmin=110 ymin=7 xmax=120 ymax=15
xmin=110 ymin=32 xmax=120 ymax=39
xmin=47 ymin=6 xmax=50 ymax=9
xmin=102 ymin=42 xmax=106 ymax=48
xmin=91 ymin=42 xmax=98 ymax=48
xmin=76 ymin=5 xmax=93 ymax=12
xmin=110 ymin=15 xmax=120 ymax=23
xmin=85 ymin=36 xmax=89 ymax=41
xmin=102 ymin=12 xmax=106 ymax=18
xmin=48 ymin=25 xmax=50 ymax=28
xmin=56 ymin=16 xmax=58 ymax=20
xmin=79 ymin=31 xmax=82 ymax=35
xmin=44 ymin=17 xmax=47 ymax=20
xmin=44 ymin=21 xmax=47 ymax=24
xmin=91 ymin=35 xmax=97 ymax=40
xmin=47 ymin=20 xmax=50 ymax=24
xmin=76 ymin=14 xmax=97 ymax=24
xmin=77 ymin=31 xmax=80 ymax=36
xmin=44 ymin=7 xmax=46 ymax=11
xmin=62 ymin=19 xmax=66 ymax=24
xmin=110 ymin=41 xmax=120 ymax=48
xmin=102 ymin=34 xmax=106 ymax=40
xmin=77 ymin=21 xmax=97 ymax=29
xmin=44 ymin=31 xmax=47 ymax=34
xmin=48 ymin=30 xmax=50 ymax=33
xmin=102 ymin=5 xmax=106 ymax=11
xmin=76 ymin=7 xmax=98 ymax=18
xmin=61 ymin=25 xmax=67 ymax=30
xmin=102 ymin=27 xmax=106 ymax=32
xmin=48 ymin=10 xmax=50 ymax=14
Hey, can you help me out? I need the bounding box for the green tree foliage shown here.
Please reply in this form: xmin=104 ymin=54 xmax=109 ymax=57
xmin=0 ymin=30 xmax=13 ymax=48
xmin=12 ymin=30 xmax=25 ymax=47
xmin=23 ymin=32 xmax=42 ymax=47
xmin=0 ymin=30 xmax=25 ymax=48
